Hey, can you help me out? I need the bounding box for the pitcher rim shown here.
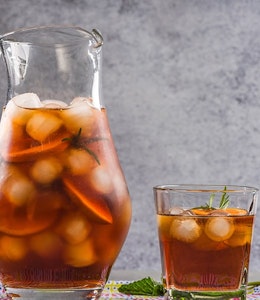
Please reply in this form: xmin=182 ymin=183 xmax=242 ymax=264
xmin=0 ymin=25 xmax=103 ymax=48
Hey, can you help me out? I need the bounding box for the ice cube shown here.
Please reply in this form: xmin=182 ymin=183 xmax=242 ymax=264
xmin=169 ymin=207 xmax=185 ymax=215
xmin=57 ymin=212 xmax=92 ymax=245
xmin=205 ymin=217 xmax=235 ymax=242
xmin=0 ymin=236 xmax=27 ymax=261
xmin=89 ymin=166 xmax=113 ymax=194
xmin=30 ymin=231 xmax=62 ymax=258
xmin=208 ymin=209 xmax=229 ymax=216
xmin=61 ymin=99 xmax=95 ymax=136
xmin=42 ymin=100 xmax=68 ymax=108
xmin=70 ymin=97 xmax=93 ymax=107
xmin=12 ymin=93 xmax=42 ymax=108
xmin=4 ymin=174 xmax=36 ymax=207
xmin=5 ymin=93 xmax=43 ymax=125
xmin=26 ymin=111 xmax=63 ymax=142
xmin=63 ymin=239 xmax=97 ymax=267
xmin=30 ymin=157 xmax=63 ymax=184
xmin=170 ymin=218 xmax=202 ymax=243
xmin=64 ymin=148 xmax=98 ymax=175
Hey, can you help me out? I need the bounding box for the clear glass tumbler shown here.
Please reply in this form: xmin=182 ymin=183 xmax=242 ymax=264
xmin=154 ymin=184 xmax=257 ymax=300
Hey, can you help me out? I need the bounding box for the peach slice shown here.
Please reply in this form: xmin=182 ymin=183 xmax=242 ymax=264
xmin=62 ymin=176 xmax=113 ymax=224
xmin=170 ymin=218 xmax=202 ymax=243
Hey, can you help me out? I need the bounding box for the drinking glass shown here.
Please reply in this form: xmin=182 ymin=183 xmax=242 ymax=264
xmin=0 ymin=26 xmax=131 ymax=300
xmin=154 ymin=184 xmax=258 ymax=300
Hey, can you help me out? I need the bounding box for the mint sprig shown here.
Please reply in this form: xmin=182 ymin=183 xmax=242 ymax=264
xmin=118 ymin=277 xmax=259 ymax=298
xmin=118 ymin=277 xmax=165 ymax=296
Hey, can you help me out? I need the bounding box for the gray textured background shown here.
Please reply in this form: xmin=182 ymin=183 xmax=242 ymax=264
xmin=0 ymin=0 xmax=260 ymax=275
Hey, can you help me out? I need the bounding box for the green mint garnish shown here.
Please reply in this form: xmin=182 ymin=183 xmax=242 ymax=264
xmin=118 ymin=277 xmax=258 ymax=298
xmin=118 ymin=277 xmax=165 ymax=296
xmin=62 ymin=128 xmax=101 ymax=165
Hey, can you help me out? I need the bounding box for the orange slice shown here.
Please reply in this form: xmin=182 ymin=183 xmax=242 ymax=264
xmin=1 ymin=133 xmax=69 ymax=163
xmin=0 ymin=190 xmax=62 ymax=236
xmin=62 ymin=176 xmax=113 ymax=224
xmin=191 ymin=208 xmax=213 ymax=216
xmin=223 ymin=208 xmax=248 ymax=216
xmin=0 ymin=212 xmax=57 ymax=236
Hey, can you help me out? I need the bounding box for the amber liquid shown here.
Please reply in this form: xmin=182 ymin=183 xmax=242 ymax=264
xmin=0 ymin=99 xmax=131 ymax=288
xmin=158 ymin=214 xmax=253 ymax=291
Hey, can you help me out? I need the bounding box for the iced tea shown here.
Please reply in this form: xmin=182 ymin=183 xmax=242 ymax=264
xmin=157 ymin=208 xmax=254 ymax=291
xmin=154 ymin=184 xmax=257 ymax=299
xmin=0 ymin=93 xmax=131 ymax=289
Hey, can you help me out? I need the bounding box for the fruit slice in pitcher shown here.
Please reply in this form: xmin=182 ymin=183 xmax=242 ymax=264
xmin=62 ymin=176 xmax=113 ymax=224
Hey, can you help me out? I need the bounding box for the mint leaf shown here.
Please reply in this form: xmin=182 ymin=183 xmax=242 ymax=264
xmin=118 ymin=277 xmax=165 ymax=296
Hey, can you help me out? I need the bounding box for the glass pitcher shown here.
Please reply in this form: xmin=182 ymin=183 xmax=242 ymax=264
xmin=0 ymin=26 xmax=131 ymax=300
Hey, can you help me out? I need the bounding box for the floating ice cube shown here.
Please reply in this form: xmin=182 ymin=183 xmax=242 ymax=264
xmin=169 ymin=207 xmax=185 ymax=215
xmin=30 ymin=231 xmax=62 ymax=258
xmin=30 ymin=157 xmax=63 ymax=184
xmin=70 ymin=97 xmax=93 ymax=107
xmin=0 ymin=236 xmax=27 ymax=261
xmin=12 ymin=93 xmax=42 ymax=108
xmin=170 ymin=218 xmax=202 ymax=243
xmin=208 ymin=209 xmax=229 ymax=216
xmin=26 ymin=111 xmax=63 ymax=142
xmin=5 ymin=93 xmax=43 ymax=125
xmin=42 ymin=99 xmax=68 ymax=108
xmin=57 ymin=212 xmax=91 ymax=245
xmin=61 ymin=99 xmax=95 ymax=136
xmin=205 ymin=217 xmax=235 ymax=242
xmin=4 ymin=174 xmax=36 ymax=207
xmin=89 ymin=166 xmax=113 ymax=194
xmin=64 ymin=148 xmax=97 ymax=175
xmin=63 ymin=239 xmax=97 ymax=267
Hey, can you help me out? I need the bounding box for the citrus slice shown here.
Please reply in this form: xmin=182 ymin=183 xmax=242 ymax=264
xmin=0 ymin=212 xmax=57 ymax=236
xmin=223 ymin=208 xmax=248 ymax=216
xmin=190 ymin=208 xmax=213 ymax=216
xmin=170 ymin=218 xmax=202 ymax=243
xmin=0 ymin=190 xmax=61 ymax=236
xmin=1 ymin=133 xmax=69 ymax=163
xmin=205 ymin=217 xmax=235 ymax=242
xmin=62 ymin=176 xmax=113 ymax=224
